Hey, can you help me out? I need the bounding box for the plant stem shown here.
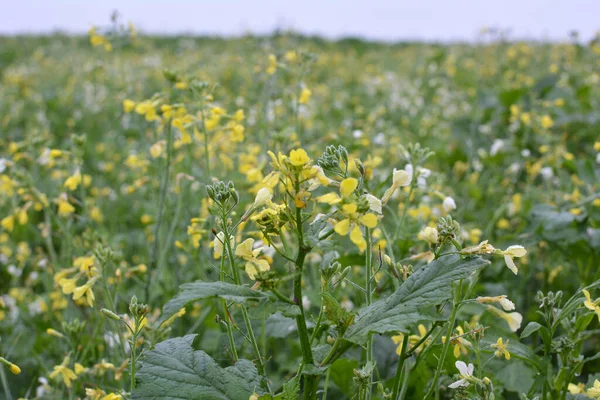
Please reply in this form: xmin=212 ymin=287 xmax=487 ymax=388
xmin=0 ymin=366 xmax=12 ymax=400
xmin=222 ymin=223 xmax=267 ymax=387
xmin=424 ymin=295 xmax=461 ymax=399
xmin=145 ymin=120 xmax=172 ymax=302
xmin=220 ymin=255 xmax=239 ymax=361
xmin=323 ymin=367 xmax=331 ymax=400
xmin=292 ymin=175 xmax=317 ymax=399
xmin=364 ymin=228 xmax=373 ymax=400
xmin=392 ymin=334 xmax=409 ymax=399
xmin=200 ymin=104 xmax=211 ymax=179
xmin=130 ymin=330 xmax=138 ymax=392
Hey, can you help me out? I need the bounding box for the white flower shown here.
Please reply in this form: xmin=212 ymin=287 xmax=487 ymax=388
xmin=490 ymin=139 xmax=504 ymax=156
xmin=365 ymin=194 xmax=382 ymax=214
xmin=442 ymin=197 xmax=457 ymax=212
xmin=352 ymin=130 xmax=363 ymax=138
xmin=476 ymin=295 xmax=515 ymax=311
xmin=393 ymin=168 xmax=411 ymax=187
xmin=214 ymin=232 xmax=234 ymax=258
xmin=253 ymin=187 xmax=272 ymax=207
xmin=418 ymin=227 xmax=439 ymax=245
xmin=487 ymin=306 xmax=523 ymax=332
xmin=0 ymin=158 xmax=7 ymax=173
xmin=302 ymin=296 xmax=311 ymax=310
xmin=449 ymin=361 xmax=474 ymax=389
xmin=500 ymin=245 xmax=527 ymax=275
xmin=540 ymin=167 xmax=553 ymax=180
xmin=373 ymin=133 xmax=385 ymax=145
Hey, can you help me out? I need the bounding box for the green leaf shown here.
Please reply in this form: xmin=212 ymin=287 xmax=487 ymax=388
xmin=132 ymin=335 xmax=263 ymax=400
xmin=329 ymin=358 xmax=359 ymax=397
xmin=520 ymin=322 xmax=543 ymax=339
xmin=281 ymin=374 xmax=300 ymax=400
xmin=345 ymin=255 xmax=489 ymax=344
xmin=494 ymin=359 xmax=536 ymax=394
xmin=264 ymin=312 xmax=298 ymax=338
xmin=158 ymin=280 xmax=269 ymax=325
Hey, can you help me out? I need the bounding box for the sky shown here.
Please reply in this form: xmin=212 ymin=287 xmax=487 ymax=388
xmin=1 ymin=0 xmax=599 ymax=42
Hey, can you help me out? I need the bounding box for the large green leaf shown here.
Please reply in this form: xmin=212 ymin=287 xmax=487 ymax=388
xmin=158 ymin=280 xmax=269 ymax=325
xmin=345 ymin=255 xmax=488 ymax=344
xmin=132 ymin=335 xmax=262 ymax=400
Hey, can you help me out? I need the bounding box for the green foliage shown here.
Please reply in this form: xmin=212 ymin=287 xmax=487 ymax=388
xmin=346 ymin=255 xmax=489 ymax=344
xmin=132 ymin=335 xmax=263 ymax=399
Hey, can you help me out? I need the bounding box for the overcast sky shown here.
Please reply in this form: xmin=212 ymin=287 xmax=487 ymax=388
xmin=1 ymin=0 xmax=598 ymax=42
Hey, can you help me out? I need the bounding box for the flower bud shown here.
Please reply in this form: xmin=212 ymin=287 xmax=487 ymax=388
xmin=101 ymin=308 xmax=121 ymax=321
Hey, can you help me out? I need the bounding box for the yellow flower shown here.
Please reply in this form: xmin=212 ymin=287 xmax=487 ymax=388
xmin=57 ymin=193 xmax=76 ymax=216
xmin=59 ymin=278 xmax=78 ymax=295
xmin=444 ymin=326 xmax=472 ymax=358
xmin=392 ymin=324 xmax=432 ymax=355
xmin=469 ymin=228 xmax=482 ymax=243
xmin=289 ymin=148 xmax=311 ymax=167
xmin=231 ymin=124 xmax=245 ymax=142
xmin=491 ymin=337 xmax=510 ymax=359
xmin=582 ymin=289 xmax=600 ymax=322
xmin=360 ymin=213 xmax=378 ymax=228
xmin=588 ymin=380 xmax=600 ymax=398
xmin=568 ymin=382 xmax=585 ymax=394
xmin=299 ymin=88 xmax=312 ymax=104
xmin=72 ymin=276 xmax=99 ymax=307
xmin=418 ymin=227 xmax=438 ymax=245
xmin=64 ymin=170 xmax=82 ymax=191
xmin=74 ymin=363 xmax=86 ymax=375
xmin=350 ymin=225 xmax=367 ymax=252
xmin=1 ymin=215 xmax=14 ymax=232
xmin=49 ymin=355 xmax=78 ymax=388
xmin=266 ymin=54 xmax=277 ymax=74
xmin=123 ymin=99 xmax=136 ymax=113
xmin=340 ymin=178 xmax=358 ymax=197
xmin=316 ymin=192 xmax=341 ymax=205
xmin=235 ymin=238 xmax=271 ymax=280
xmin=540 ymin=115 xmax=554 ymax=129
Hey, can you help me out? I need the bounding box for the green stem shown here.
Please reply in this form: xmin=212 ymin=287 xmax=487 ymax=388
xmin=392 ymin=334 xmax=409 ymax=399
xmin=222 ymin=224 xmax=267 ymax=386
xmin=271 ymin=287 xmax=296 ymax=305
xmin=323 ymin=367 xmax=331 ymax=400
xmin=364 ymin=228 xmax=373 ymax=400
xmin=130 ymin=330 xmax=138 ymax=392
xmin=292 ymin=176 xmax=317 ymax=399
xmin=145 ymin=120 xmax=172 ymax=302
xmin=0 ymin=366 xmax=12 ymax=400
xmin=200 ymin=104 xmax=211 ymax=179
xmin=220 ymin=256 xmax=239 ymax=361
xmin=309 ymin=302 xmax=324 ymax=345
xmin=424 ymin=296 xmax=461 ymax=399
xmin=398 ymin=358 xmax=412 ymax=400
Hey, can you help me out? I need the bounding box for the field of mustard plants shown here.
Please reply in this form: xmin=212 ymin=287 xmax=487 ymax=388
xmin=1 ymin=24 xmax=600 ymax=400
